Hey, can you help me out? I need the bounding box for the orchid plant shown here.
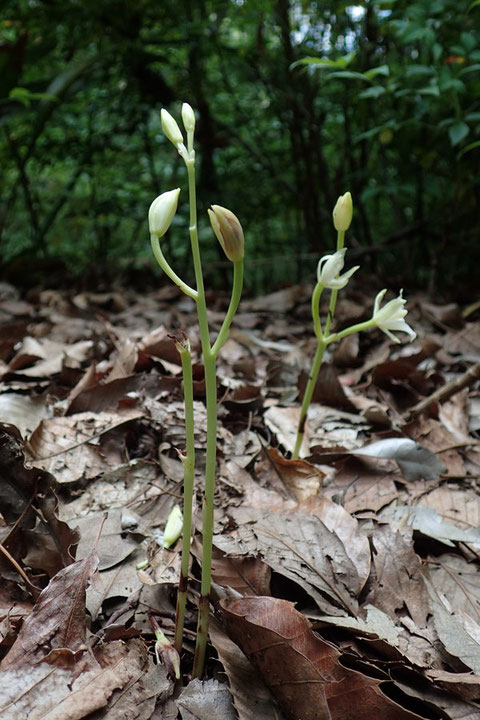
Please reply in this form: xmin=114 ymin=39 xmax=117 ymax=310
xmin=293 ymin=192 xmax=416 ymax=459
xmin=149 ymin=103 xmax=244 ymax=678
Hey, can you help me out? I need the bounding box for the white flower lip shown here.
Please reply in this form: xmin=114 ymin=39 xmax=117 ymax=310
xmin=372 ymin=289 xmax=416 ymax=343
xmin=149 ymin=188 xmax=181 ymax=238
xmin=316 ymin=248 xmax=359 ymax=290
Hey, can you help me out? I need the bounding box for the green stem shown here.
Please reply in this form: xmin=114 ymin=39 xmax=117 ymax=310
xmin=211 ymin=260 xmax=244 ymax=358
xmin=182 ymin=150 xmax=216 ymax=679
xmin=150 ymin=235 xmax=198 ymax=300
xmin=326 ymin=318 xmax=375 ymax=344
xmin=174 ymin=344 xmax=195 ymax=654
xmin=293 ymin=338 xmax=327 ymax=459
xmin=324 ymin=229 xmax=344 ymax=337
xmin=192 ymin=349 xmax=217 ymax=678
xmin=292 ymin=229 xmax=345 ymax=459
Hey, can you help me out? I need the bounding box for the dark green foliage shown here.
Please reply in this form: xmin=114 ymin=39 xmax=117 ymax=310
xmin=0 ymin=0 xmax=479 ymax=294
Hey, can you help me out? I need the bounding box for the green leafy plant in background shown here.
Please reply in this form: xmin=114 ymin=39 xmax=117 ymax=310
xmin=293 ymin=192 xmax=416 ymax=459
xmin=0 ymin=0 xmax=479 ymax=293
xmin=149 ymin=103 xmax=244 ymax=678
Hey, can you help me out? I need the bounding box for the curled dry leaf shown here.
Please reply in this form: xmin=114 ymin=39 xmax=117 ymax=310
xmin=221 ymin=596 xmax=424 ymax=720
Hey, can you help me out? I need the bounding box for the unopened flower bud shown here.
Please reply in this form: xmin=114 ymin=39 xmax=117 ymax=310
xmin=333 ymin=192 xmax=353 ymax=232
xmin=181 ymin=103 xmax=196 ymax=133
xmin=208 ymin=205 xmax=244 ymax=262
xmin=162 ymin=505 xmax=183 ymax=548
xmin=149 ymin=188 xmax=180 ymax=238
xmin=161 ymin=109 xmax=184 ymax=147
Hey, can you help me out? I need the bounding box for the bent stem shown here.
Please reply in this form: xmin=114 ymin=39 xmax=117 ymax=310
xmin=174 ymin=342 xmax=195 ymax=655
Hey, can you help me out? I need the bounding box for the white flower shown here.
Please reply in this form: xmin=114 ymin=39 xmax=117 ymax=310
xmin=316 ymin=248 xmax=359 ymax=290
xmin=148 ymin=188 xmax=180 ymax=238
xmin=161 ymin=109 xmax=184 ymax=147
xmin=372 ymin=289 xmax=416 ymax=343
xmin=181 ymin=102 xmax=196 ymax=133
xmin=333 ymin=192 xmax=353 ymax=231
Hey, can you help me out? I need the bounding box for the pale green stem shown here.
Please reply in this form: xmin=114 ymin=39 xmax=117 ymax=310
xmin=174 ymin=345 xmax=195 ymax=654
xmin=181 ymin=150 xmax=217 ymax=679
xmin=324 ymin=229 xmax=345 ymax=337
xmin=293 ymin=338 xmax=327 ymax=459
xmin=326 ymin=318 xmax=376 ymax=344
xmin=292 ymin=229 xmax=345 ymax=460
xmin=150 ymin=235 xmax=198 ymax=300
xmin=293 ymin=281 xmax=324 ymax=459
xmin=211 ymin=261 xmax=244 ymax=358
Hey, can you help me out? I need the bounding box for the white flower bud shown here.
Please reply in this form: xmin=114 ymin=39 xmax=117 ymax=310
xmin=371 ymin=289 xmax=416 ymax=343
xmin=208 ymin=205 xmax=244 ymax=262
xmin=161 ymin=109 xmax=184 ymax=147
xmin=181 ymin=103 xmax=196 ymax=133
xmin=148 ymin=188 xmax=180 ymax=238
xmin=333 ymin=192 xmax=353 ymax=231
xmin=162 ymin=505 xmax=183 ymax=548
xmin=316 ymin=248 xmax=359 ymax=290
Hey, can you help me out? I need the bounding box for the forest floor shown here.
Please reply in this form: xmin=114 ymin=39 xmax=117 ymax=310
xmin=0 ymin=278 xmax=480 ymax=720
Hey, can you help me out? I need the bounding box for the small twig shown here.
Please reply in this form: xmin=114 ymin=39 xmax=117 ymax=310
xmin=403 ymin=361 xmax=480 ymax=421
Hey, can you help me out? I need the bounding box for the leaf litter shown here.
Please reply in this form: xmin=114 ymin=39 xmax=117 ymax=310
xmin=0 ymin=281 xmax=479 ymax=718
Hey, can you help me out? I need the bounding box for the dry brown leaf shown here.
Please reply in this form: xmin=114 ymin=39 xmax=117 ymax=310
xmin=27 ymin=408 xmax=144 ymax=482
xmin=210 ymin=544 xmax=271 ymax=596
xmin=370 ymin=525 xmax=430 ymax=629
xmin=214 ymin=511 xmax=360 ymax=616
xmin=0 ymin=639 xmax=153 ymax=720
xmin=264 ymin=447 xmax=323 ymax=502
xmin=221 ymin=596 xmax=425 ymax=720
xmin=0 ymin=426 xmax=78 ymax=582
xmin=209 ymin=617 xmax=287 ymax=720
xmin=1 ymin=546 xmax=98 ymax=670
xmin=177 ymin=678 xmax=237 ymax=720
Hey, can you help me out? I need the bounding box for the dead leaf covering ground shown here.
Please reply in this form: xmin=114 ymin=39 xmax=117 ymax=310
xmin=0 ymin=281 xmax=479 ymax=719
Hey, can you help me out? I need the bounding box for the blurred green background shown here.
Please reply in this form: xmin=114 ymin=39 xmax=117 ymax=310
xmin=0 ymin=0 xmax=479 ymax=296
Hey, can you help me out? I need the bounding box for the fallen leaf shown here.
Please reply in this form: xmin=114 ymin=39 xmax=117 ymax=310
xmin=214 ymin=511 xmax=360 ymax=616
xmin=221 ymin=596 xmax=425 ymax=720
xmin=351 ymin=437 xmax=445 ymax=481
xmin=177 ymin=678 xmax=237 ymax=720
xmin=1 ymin=546 xmax=98 ymax=670
xmin=209 ymin=617 xmax=287 ymax=720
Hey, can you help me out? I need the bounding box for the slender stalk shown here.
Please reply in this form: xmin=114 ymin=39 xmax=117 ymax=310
xmin=192 ymin=349 xmax=217 ymax=678
xmin=324 ymin=229 xmax=344 ymax=336
xmin=182 ymin=151 xmax=217 ymax=679
xmin=174 ymin=343 xmax=195 ymax=654
xmin=293 ymin=338 xmax=326 ymax=459
xmin=293 ymin=229 xmax=345 ymax=459
xmin=150 ymin=235 xmax=198 ymax=300
xmin=212 ymin=261 xmax=244 ymax=357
